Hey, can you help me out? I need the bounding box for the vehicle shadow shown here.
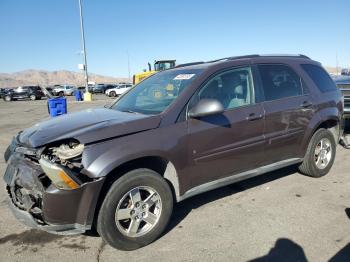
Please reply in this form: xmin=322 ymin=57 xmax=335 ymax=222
xmin=248 ymin=238 xmax=308 ymax=262
xmin=344 ymin=119 xmax=350 ymax=134
xmin=164 ymin=165 xmax=298 ymax=235
xmin=345 ymin=208 xmax=350 ymax=220
xmin=329 ymin=242 xmax=350 ymax=262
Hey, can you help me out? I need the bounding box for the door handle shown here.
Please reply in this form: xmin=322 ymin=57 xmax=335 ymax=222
xmin=246 ymin=113 xmax=263 ymax=121
xmin=301 ymin=101 xmax=313 ymax=108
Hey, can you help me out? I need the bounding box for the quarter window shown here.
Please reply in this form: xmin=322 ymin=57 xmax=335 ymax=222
xmin=301 ymin=64 xmax=337 ymax=93
xmin=196 ymin=67 xmax=254 ymax=110
xmin=258 ymin=65 xmax=303 ymax=101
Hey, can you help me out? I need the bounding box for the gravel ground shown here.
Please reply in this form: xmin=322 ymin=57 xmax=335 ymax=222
xmin=0 ymin=95 xmax=349 ymax=262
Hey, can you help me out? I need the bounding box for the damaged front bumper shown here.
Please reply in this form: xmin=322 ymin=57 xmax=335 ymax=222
xmin=3 ymin=138 xmax=105 ymax=235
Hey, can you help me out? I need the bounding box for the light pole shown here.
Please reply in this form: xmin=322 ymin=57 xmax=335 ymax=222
xmin=78 ymin=0 xmax=91 ymax=100
xmin=127 ymin=50 xmax=131 ymax=82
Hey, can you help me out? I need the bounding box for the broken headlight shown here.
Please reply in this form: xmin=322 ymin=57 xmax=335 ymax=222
xmin=40 ymin=140 xmax=85 ymax=190
xmin=53 ymin=142 xmax=84 ymax=161
xmin=39 ymin=158 xmax=80 ymax=190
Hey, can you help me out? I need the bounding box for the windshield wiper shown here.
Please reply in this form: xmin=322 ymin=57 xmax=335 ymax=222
xmin=121 ymin=109 xmax=141 ymax=114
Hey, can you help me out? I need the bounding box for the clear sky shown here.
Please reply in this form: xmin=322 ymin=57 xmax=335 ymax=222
xmin=0 ymin=0 xmax=349 ymax=77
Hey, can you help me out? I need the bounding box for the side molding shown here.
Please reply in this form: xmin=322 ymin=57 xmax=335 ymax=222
xmin=178 ymin=158 xmax=302 ymax=202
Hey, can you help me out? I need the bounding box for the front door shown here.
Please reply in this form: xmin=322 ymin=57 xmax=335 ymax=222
xmin=187 ymin=66 xmax=265 ymax=189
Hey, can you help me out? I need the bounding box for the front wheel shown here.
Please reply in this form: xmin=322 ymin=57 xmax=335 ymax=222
xmin=109 ymin=91 xmax=116 ymax=97
xmin=299 ymin=128 xmax=336 ymax=177
xmin=29 ymin=94 xmax=36 ymax=101
xmin=97 ymin=169 xmax=173 ymax=250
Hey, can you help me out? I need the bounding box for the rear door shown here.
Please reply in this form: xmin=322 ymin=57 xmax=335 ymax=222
xmin=256 ymin=64 xmax=314 ymax=164
xmin=187 ymin=66 xmax=265 ymax=188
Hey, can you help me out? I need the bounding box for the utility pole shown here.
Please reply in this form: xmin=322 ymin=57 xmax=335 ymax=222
xmin=78 ymin=0 xmax=91 ymax=99
xmin=127 ymin=50 xmax=131 ymax=82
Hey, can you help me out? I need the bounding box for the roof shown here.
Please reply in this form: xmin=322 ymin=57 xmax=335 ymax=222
xmin=175 ymin=54 xmax=312 ymax=69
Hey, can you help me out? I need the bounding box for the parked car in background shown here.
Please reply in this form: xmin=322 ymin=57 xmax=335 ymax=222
xmin=90 ymin=84 xmax=118 ymax=94
xmin=104 ymin=84 xmax=118 ymax=93
xmin=341 ymin=68 xmax=350 ymax=76
xmin=3 ymin=54 xmax=343 ymax=250
xmin=105 ymin=83 xmax=132 ymax=97
xmin=90 ymin=84 xmax=105 ymax=94
xmin=52 ymin=85 xmax=76 ymax=96
xmin=3 ymin=86 xmax=45 ymax=101
xmin=0 ymin=88 xmax=11 ymax=98
xmin=335 ymin=76 xmax=350 ymax=118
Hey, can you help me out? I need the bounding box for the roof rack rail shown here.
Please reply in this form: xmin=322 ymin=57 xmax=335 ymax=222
xmin=259 ymin=54 xmax=311 ymax=59
xmin=175 ymin=61 xmax=205 ymax=68
xmin=176 ymin=54 xmax=311 ymax=68
xmin=209 ymin=54 xmax=310 ymax=63
xmin=226 ymin=54 xmax=260 ymax=61
xmin=207 ymin=55 xmax=259 ymax=63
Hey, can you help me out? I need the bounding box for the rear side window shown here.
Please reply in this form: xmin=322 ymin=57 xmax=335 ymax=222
xmin=301 ymin=64 xmax=337 ymax=92
xmin=258 ymin=64 xmax=303 ymax=101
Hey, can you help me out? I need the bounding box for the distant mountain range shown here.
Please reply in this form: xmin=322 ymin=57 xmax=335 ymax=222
xmin=0 ymin=70 xmax=129 ymax=88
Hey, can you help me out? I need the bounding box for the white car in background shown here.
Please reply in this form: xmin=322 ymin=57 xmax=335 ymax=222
xmin=52 ymin=85 xmax=76 ymax=96
xmin=105 ymin=84 xmax=132 ymax=97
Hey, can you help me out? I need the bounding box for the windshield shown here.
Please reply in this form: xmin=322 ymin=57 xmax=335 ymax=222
xmin=111 ymin=69 xmax=203 ymax=115
xmin=154 ymin=62 xmax=175 ymax=71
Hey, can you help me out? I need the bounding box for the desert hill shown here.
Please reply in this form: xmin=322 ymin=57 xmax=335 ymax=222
xmin=0 ymin=70 xmax=129 ymax=88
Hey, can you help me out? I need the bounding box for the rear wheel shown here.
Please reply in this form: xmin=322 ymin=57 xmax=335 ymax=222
xmin=110 ymin=91 xmax=116 ymax=97
xmin=97 ymin=169 xmax=173 ymax=250
xmin=299 ymin=128 xmax=336 ymax=177
xmin=4 ymin=95 xmax=11 ymax=102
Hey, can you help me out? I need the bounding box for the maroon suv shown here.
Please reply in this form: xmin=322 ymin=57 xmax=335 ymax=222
xmin=3 ymin=55 xmax=344 ymax=250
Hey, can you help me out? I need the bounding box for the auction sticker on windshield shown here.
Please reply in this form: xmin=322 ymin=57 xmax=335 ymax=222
xmin=173 ymin=74 xmax=195 ymax=80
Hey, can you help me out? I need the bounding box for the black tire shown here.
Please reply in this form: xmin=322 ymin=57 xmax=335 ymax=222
xmin=97 ymin=169 xmax=173 ymax=250
xmin=298 ymin=128 xmax=336 ymax=177
xmin=110 ymin=91 xmax=117 ymax=97
xmin=3 ymin=95 xmax=11 ymax=102
xmin=58 ymin=91 xmax=64 ymax=97
xmin=29 ymin=94 xmax=36 ymax=101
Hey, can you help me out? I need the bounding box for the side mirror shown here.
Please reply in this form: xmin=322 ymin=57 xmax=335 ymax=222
xmin=188 ymin=99 xmax=224 ymax=118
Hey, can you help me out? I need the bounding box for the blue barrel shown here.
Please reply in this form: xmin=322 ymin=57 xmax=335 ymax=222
xmin=47 ymin=97 xmax=67 ymax=117
xmin=74 ymin=89 xmax=83 ymax=101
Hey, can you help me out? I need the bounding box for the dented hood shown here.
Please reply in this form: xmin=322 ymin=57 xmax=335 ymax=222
xmin=19 ymin=108 xmax=161 ymax=147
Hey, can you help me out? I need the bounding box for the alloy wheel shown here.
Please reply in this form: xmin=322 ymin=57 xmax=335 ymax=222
xmin=115 ymin=186 xmax=162 ymax=238
xmin=314 ymin=138 xmax=332 ymax=169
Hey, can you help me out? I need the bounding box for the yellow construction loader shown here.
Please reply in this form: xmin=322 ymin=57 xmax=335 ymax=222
xmin=133 ymin=60 xmax=176 ymax=85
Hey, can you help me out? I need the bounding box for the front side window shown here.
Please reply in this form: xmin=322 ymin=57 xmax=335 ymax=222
xmin=258 ymin=64 xmax=303 ymax=101
xmin=111 ymin=69 xmax=203 ymax=115
xmin=193 ymin=67 xmax=254 ymax=110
